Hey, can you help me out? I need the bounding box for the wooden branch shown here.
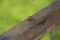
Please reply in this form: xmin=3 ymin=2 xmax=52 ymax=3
xmin=0 ymin=0 xmax=60 ymax=40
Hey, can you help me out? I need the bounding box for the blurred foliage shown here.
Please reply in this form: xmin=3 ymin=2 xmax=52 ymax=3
xmin=0 ymin=0 xmax=54 ymax=35
xmin=54 ymin=23 xmax=60 ymax=40
xmin=41 ymin=33 xmax=50 ymax=40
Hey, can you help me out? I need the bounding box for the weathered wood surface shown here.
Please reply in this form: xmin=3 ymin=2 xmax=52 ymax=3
xmin=0 ymin=0 xmax=60 ymax=40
